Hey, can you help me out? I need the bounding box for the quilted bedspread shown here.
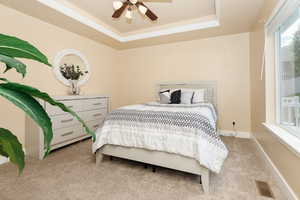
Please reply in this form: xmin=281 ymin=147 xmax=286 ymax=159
xmin=92 ymin=102 xmax=228 ymax=173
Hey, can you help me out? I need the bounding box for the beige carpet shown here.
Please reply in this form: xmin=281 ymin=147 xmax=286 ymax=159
xmin=0 ymin=137 xmax=286 ymax=200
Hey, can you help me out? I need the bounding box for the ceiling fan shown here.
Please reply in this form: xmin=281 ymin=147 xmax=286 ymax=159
xmin=112 ymin=0 xmax=158 ymax=21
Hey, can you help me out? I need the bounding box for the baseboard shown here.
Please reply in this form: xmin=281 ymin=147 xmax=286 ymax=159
xmin=0 ymin=156 xmax=8 ymax=165
xmin=219 ymin=130 xmax=252 ymax=138
xmin=253 ymin=135 xmax=298 ymax=200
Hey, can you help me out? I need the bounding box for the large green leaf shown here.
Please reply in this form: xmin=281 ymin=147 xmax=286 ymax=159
xmin=0 ymin=128 xmax=25 ymax=174
xmin=0 ymin=54 xmax=26 ymax=77
xmin=0 ymin=143 xmax=9 ymax=157
xmin=0 ymin=34 xmax=51 ymax=66
xmin=0 ymin=77 xmax=8 ymax=82
xmin=0 ymin=86 xmax=53 ymax=156
xmin=0 ymin=82 xmax=95 ymax=141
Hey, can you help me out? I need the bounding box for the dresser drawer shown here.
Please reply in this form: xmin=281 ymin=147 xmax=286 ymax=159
xmin=51 ymin=126 xmax=83 ymax=146
xmin=86 ymin=119 xmax=105 ymax=132
xmin=51 ymin=114 xmax=79 ymax=130
xmin=80 ymin=109 xmax=107 ymax=121
xmin=46 ymin=100 xmax=81 ymax=116
xmin=81 ymin=98 xmax=107 ymax=111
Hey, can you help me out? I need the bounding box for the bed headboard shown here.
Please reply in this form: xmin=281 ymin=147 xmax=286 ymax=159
xmin=156 ymin=81 xmax=218 ymax=109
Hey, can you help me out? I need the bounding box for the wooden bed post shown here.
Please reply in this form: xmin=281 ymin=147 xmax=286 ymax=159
xmin=201 ymin=170 xmax=210 ymax=193
xmin=96 ymin=151 xmax=104 ymax=166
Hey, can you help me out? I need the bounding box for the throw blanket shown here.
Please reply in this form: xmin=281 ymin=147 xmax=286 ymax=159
xmin=92 ymin=102 xmax=228 ymax=173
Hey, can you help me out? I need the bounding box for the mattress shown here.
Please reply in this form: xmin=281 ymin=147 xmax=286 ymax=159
xmin=92 ymin=102 xmax=228 ymax=173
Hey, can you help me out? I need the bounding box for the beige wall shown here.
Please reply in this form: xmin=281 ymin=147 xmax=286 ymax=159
xmin=250 ymin=0 xmax=300 ymax=198
xmin=0 ymin=4 xmax=118 ymax=144
xmin=116 ymin=33 xmax=251 ymax=132
xmin=2 ymin=1 xmax=299 ymax=198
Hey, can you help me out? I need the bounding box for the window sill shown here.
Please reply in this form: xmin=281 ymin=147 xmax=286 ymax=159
xmin=263 ymin=123 xmax=300 ymax=158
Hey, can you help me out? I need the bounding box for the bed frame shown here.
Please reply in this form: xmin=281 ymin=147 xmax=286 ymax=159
xmin=96 ymin=81 xmax=218 ymax=193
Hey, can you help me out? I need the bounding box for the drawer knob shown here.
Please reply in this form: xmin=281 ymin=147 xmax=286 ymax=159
xmin=61 ymin=119 xmax=73 ymax=123
xmin=61 ymin=131 xmax=74 ymax=137
xmin=93 ymin=125 xmax=99 ymax=128
xmin=93 ymin=113 xmax=102 ymax=117
xmin=93 ymin=103 xmax=102 ymax=106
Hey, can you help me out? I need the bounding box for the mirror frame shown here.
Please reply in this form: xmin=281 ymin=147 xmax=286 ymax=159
xmin=53 ymin=49 xmax=91 ymax=86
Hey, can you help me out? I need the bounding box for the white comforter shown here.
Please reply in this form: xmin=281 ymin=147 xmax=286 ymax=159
xmin=92 ymin=102 xmax=228 ymax=173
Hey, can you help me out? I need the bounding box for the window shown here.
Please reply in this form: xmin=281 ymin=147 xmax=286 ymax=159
xmin=277 ymin=7 xmax=300 ymax=137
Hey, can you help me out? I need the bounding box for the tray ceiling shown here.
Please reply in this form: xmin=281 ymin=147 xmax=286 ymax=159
xmin=0 ymin=0 xmax=264 ymax=49
xmin=62 ymin=0 xmax=216 ymax=33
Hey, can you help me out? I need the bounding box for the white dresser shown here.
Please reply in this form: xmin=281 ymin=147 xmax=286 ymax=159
xmin=25 ymin=95 xmax=109 ymax=160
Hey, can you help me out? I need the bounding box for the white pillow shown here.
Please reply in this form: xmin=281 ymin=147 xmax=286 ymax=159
xmin=180 ymin=89 xmax=194 ymax=104
xmin=159 ymin=90 xmax=171 ymax=104
xmin=192 ymin=89 xmax=205 ymax=104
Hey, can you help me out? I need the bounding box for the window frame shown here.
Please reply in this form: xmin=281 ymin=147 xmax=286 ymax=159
xmin=274 ymin=8 xmax=300 ymax=139
xmin=264 ymin=0 xmax=300 ymax=157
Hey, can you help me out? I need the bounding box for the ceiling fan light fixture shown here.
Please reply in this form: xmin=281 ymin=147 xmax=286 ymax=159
xmin=113 ymin=1 xmax=123 ymax=10
xmin=111 ymin=0 xmax=157 ymax=21
xmin=129 ymin=0 xmax=138 ymax=4
xmin=125 ymin=8 xmax=133 ymax=19
xmin=138 ymin=5 xmax=148 ymax=15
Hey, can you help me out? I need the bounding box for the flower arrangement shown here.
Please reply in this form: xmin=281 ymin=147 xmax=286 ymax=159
xmin=59 ymin=64 xmax=88 ymax=80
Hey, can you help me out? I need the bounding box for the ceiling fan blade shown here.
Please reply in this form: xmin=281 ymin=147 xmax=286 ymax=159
xmin=112 ymin=1 xmax=129 ymax=18
xmin=137 ymin=2 xmax=158 ymax=21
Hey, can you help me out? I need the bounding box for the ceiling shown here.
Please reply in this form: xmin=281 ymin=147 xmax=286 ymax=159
xmin=0 ymin=0 xmax=265 ymax=49
xmin=62 ymin=0 xmax=216 ymax=33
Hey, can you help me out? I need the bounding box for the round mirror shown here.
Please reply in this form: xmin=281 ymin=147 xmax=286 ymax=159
xmin=53 ymin=49 xmax=91 ymax=87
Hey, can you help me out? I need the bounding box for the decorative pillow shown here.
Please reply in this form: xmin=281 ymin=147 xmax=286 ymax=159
xmin=180 ymin=89 xmax=194 ymax=104
xmin=159 ymin=90 xmax=171 ymax=104
xmin=170 ymin=90 xmax=181 ymax=104
xmin=192 ymin=89 xmax=205 ymax=104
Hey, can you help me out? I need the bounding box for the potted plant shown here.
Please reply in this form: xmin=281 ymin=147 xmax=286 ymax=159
xmin=0 ymin=33 xmax=95 ymax=174
xmin=59 ymin=64 xmax=88 ymax=95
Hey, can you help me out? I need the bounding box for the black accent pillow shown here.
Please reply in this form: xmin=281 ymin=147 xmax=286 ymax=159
xmin=170 ymin=90 xmax=181 ymax=104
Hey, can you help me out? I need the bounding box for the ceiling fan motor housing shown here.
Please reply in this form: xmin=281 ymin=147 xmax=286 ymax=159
xmin=112 ymin=0 xmax=158 ymax=21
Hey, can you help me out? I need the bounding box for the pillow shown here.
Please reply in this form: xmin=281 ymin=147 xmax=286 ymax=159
xmin=159 ymin=90 xmax=170 ymax=104
xmin=192 ymin=89 xmax=205 ymax=104
xmin=180 ymin=89 xmax=194 ymax=104
xmin=170 ymin=90 xmax=181 ymax=104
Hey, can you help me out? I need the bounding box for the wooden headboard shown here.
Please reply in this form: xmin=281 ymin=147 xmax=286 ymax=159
xmin=156 ymin=81 xmax=218 ymax=109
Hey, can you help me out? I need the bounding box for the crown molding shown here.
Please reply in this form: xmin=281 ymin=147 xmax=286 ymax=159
xmin=36 ymin=0 xmax=220 ymax=43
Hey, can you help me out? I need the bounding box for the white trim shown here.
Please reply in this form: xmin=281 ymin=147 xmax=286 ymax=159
xmin=253 ymin=135 xmax=299 ymax=200
xmin=53 ymin=49 xmax=91 ymax=87
xmin=36 ymin=0 xmax=122 ymax=41
xmin=275 ymin=31 xmax=281 ymax=125
xmin=0 ymin=156 xmax=8 ymax=165
xmin=214 ymin=0 xmax=221 ymax=21
xmin=219 ymin=130 xmax=252 ymax=138
xmin=36 ymin=0 xmax=220 ymax=42
xmin=263 ymin=123 xmax=300 ymax=158
xmin=265 ymin=0 xmax=300 ymax=34
xmin=122 ymin=20 xmax=219 ymax=42
xmin=265 ymin=0 xmax=288 ymax=27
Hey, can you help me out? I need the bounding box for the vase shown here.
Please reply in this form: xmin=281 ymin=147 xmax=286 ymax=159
xmin=69 ymin=80 xmax=80 ymax=95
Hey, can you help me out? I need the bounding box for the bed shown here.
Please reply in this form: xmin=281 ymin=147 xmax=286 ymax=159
xmin=93 ymin=81 xmax=228 ymax=193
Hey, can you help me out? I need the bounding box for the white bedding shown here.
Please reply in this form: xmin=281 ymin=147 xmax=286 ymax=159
xmin=92 ymin=102 xmax=228 ymax=173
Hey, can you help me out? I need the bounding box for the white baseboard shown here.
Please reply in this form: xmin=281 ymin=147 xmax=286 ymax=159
xmin=219 ymin=130 xmax=252 ymax=138
xmin=0 ymin=156 xmax=8 ymax=165
xmin=253 ymin=135 xmax=298 ymax=200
